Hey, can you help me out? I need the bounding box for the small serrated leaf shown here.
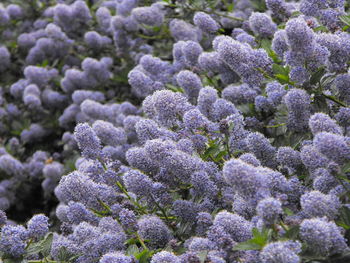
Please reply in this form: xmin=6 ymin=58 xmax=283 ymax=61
xmin=339 ymin=206 xmax=350 ymax=227
xmin=313 ymin=26 xmax=328 ymax=32
xmin=272 ymin=64 xmax=288 ymax=75
xmin=340 ymin=15 xmax=350 ymax=26
xmin=284 ymin=225 xmax=300 ymax=240
xmin=310 ymin=67 xmax=326 ymax=85
xmin=197 ymin=250 xmax=208 ymax=263
xmin=283 ymin=207 xmax=294 ymax=216
xmin=232 ymin=241 xmax=263 ymax=251
xmin=26 ymin=242 xmax=43 ymax=256
xmin=41 ymin=232 xmax=54 ymax=257
xmin=135 ymin=249 xmax=153 ymax=263
xmin=57 ymin=246 xmax=74 ymax=261
xmin=126 ymin=244 xmax=139 ymax=256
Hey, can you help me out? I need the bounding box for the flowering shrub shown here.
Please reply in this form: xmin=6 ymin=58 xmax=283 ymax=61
xmin=0 ymin=0 xmax=350 ymax=262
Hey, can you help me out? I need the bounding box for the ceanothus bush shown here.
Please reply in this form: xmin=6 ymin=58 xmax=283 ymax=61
xmin=0 ymin=0 xmax=350 ymax=262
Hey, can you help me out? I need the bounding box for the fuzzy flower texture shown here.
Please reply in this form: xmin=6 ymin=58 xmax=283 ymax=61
xmin=0 ymin=0 xmax=349 ymax=263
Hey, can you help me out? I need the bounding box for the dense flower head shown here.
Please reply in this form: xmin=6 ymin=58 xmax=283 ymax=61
xmin=0 ymin=225 xmax=28 ymax=257
xmin=256 ymin=197 xmax=283 ymax=225
xmin=66 ymin=201 xmax=98 ymax=225
xmin=223 ymin=158 xmax=267 ymax=197
xmin=266 ymin=0 xmax=290 ymax=19
xmin=0 ymin=46 xmax=10 ymax=73
xmin=336 ymin=107 xmax=350 ymax=127
xmin=211 ymin=211 xmax=253 ymax=243
xmin=131 ymin=5 xmax=164 ymax=27
xmin=313 ymin=168 xmax=339 ymax=193
xmin=27 ymin=214 xmax=49 ymax=239
xmin=334 ymin=74 xmax=350 ymax=103
xmin=123 ymin=169 xmax=153 ymax=197
xmin=0 ymin=210 xmax=6 ymax=225
xmin=143 ymin=90 xmax=192 ymax=127
xmin=74 ymin=123 xmax=102 ymax=160
xmin=284 ymin=89 xmax=311 ymax=132
xmin=300 ymin=218 xmax=348 ymax=256
xmin=300 ymin=191 xmax=340 ymax=219
xmin=313 ymin=132 xmax=350 ymax=164
xmin=172 ymin=199 xmax=199 ymax=222
xmin=249 ymin=12 xmax=277 ymax=38
xmin=285 ymin=18 xmax=315 ymax=54
xmin=276 ymin=147 xmax=302 ymax=171
xmin=215 ymin=36 xmax=271 ymax=86
xmin=309 ymin=113 xmax=342 ymax=135
xmin=176 ymin=70 xmax=203 ymax=102
xmin=300 ymin=144 xmax=329 ymax=171
xmin=137 ymin=215 xmax=171 ymax=248
xmin=245 ymin=132 xmax=276 ymax=168
xmin=151 ymin=251 xmax=180 ymax=263
xmin=0 ymin=154 xmax=23 ymax=177
xmin=99 ymin=252 xmax=134 ymax=263
xmin=182 ymin=40 xmax=203 ymax=67
xmin=193 ymin=12 xmax=220 ymax=34
xmin=260 ymin=241 xmax=301 ymax=263
xmin=92 ymin=120 xmax=127 ymax=147
xmin=169 ymin=19 xmax=202 ymax=42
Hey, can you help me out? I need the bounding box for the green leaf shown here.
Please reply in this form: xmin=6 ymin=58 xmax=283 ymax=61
xmin=310 ymin=67 xmax=326 ymax=85
xmin=313 ymin=26 xmax=328 ymax=32
xmin=275 ymin=74 xmax=291 ymax=84
xmin=135 ymin=249 xmax=153 ymax=263
xmin=233 ymin=228 xmax=272 ymax=251
xmin=3 ymin=259 xmax=24 ymax=263
xmin=283 ymin=207 xmax=294 ymax=216
xmin=26 ymin=242 xmax=43 ymax=255
xmin=41 ymin=233 xmax=54 ymax=257
xmin=339 ymin=176 xmax=350 ymax=184
xmin=227 ymin=3 xmax=234 ymax=12
xmin=38 ymin=59 xmax=49 ymax=67
xmin=337 ymin=222 xmax=350 ymax=230
xmin=56 ymin=246 xmax=75 ymax=261
xmin=291 ymin=11 xmax=301 ymax=17
xmin=283 ymin=225 xmax=300 ymax=240
xmin=126 ymin=244 xmax=139 ymax=256
xmin=340 ymin=15 xmax=350 ymax=26
xmin=135 ymin=249 xmax=149 ymax=259
xmin=251 ymin=228 xmax=272 ymax=246
xmin=197 ymin=250 xmax=208 ymax=263
xmin=249 ymin=0 xmax=266 ymax=12
xmin=232 ymin=240 xmax=263 ymax=251
xmin=272 ymin=64 xmax=289 ymax=76
xmin=214 ymin=150 xmax=228 ymax=162
xmin=271 ymin=64 xmax=293 ymax=84
xmin=125 ymin=238 xmax=138 ymax=246
xmin=339 ymin=206 xmax=350 ymax=228
xmin=341 ymin=162 xmax=350 ymax=174
xmin=261 ymin=39 xmax=280 ymax=63
xmin=166 ymin=84 xmax=184 ymax=93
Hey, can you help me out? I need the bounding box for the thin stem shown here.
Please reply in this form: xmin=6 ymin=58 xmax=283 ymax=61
xmin=224 ymin=134 xmax=231 ymax=157
xmin=97 ymin=157 xmax=108 ymax=171
xmin=182 ymin=3 xmax=244 ymax=22
xmin=266 ymin=123 xmax=286 ymax=128
xmin=322 ymin=93 xmax=348 ymax=107
xmin=279 ymin=221 xmax=289 ymax=232
xmin=211 ymin=10 xmax=244 ymax=21
xmin=136 ymin=232 xmax=148 ymax=250
xmin=116 ymin=181 xmax=147 ymax=214
xmin=150 ymin=195 xmax=170 ymax=222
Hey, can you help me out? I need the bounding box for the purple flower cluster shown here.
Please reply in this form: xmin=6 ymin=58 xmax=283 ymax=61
xmin=0 ymin=0 xmax=350 ymax=262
